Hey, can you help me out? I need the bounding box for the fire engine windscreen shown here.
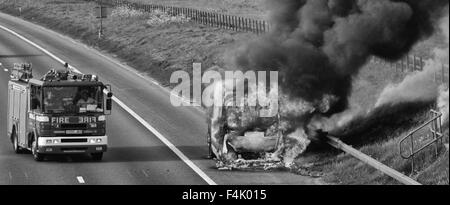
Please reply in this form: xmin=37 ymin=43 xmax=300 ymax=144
xmin=42 ymin=86 xmax=104 ymax=114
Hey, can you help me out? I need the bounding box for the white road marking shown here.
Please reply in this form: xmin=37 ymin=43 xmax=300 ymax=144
xmin=142 ymin=170 xmax=149 ymax=177
xmin=24 ymin=172 xmax=29 ymax=179
xmin=76 ymin=176 xmax=85 ymax=184
xmin=3 ymin=68 xmax=7 ymax=72
xmin=0 ymin=23 xmax=217 ymax=185
xmin=126 ymin=170 xmax=133 ymax=177
xmin=8 ymin=172 xmax=12 ymax=181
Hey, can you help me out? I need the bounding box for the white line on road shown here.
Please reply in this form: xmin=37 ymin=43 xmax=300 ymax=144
xmin=142 ymin=170 xmax=149 ymax=177
xmin=8 ymin=172 xmax=12 ymax=181
xmin=76 ymin=176 xmax=85 ymax=184
xmin=0 ymin=23 xmax=217 ymax=185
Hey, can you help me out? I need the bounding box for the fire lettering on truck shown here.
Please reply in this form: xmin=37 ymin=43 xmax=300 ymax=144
xmin=52 ymin=117 xmax=69 ymax=124
xmin=79 ymin=116 xmax=96 ymax=123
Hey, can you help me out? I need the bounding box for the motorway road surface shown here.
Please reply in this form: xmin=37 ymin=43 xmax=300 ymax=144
xmin=0 ymin=12 xmax=323 ymax=185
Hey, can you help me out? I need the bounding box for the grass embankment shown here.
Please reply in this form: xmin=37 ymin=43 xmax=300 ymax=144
xmin=0 ymin=0 xmax=253 ymax=86
xmin=301 ymin=61 xmax=449 ymax=185
xmin=0 ymin=0 xmax=447 ymax=185
xmin=300 ymin=60 xmax=449 ymax=185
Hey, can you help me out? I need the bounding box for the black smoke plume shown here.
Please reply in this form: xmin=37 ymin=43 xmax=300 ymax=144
xmin=234 ymin=0 xmax=449 ymax=116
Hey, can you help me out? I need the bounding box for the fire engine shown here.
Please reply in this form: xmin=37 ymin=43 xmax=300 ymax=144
xmin=7 ymin=63 xmax=113 ymax=161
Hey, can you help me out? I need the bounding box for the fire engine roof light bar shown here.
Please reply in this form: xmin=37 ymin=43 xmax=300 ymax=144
xmin=40 ymin=63 xmax=99 ymax=82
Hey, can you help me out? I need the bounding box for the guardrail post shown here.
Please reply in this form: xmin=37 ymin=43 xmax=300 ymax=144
xmin=410 ymin=133 xmax=415 ymax=173
xmin=442 ymin=64 xmax=445 ymax=84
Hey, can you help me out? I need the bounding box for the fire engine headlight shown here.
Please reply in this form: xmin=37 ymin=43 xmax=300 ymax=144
xmin=89 ymin=138 xmax=103 ymax=143
xmin=98 ymin=115 xmax=106 ymax=121
xmin=36 ymin=116 xmax=49 ymax=122
xmin=45 ymin=139 xmax=60 ymax=144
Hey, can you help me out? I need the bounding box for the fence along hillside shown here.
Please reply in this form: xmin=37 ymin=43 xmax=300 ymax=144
xmin=93 ymin=0 xmax=270 ymax=34
xmin=90 ymin=0 xmax=449 ymax=84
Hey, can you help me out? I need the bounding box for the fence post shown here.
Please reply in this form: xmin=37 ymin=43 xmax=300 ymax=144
xmin=257 ymin=19 xmax=261 ymax=33
xmin=401 ymin=58 xmax=404 ymax=72
xmin=216 ymin=13 xmax=219 ymax=27
xmin=238 ymin=17 xmax=241 ymax=31
xmin=200 ymin=11 xmax=203 ymax=24
xmin=221 ymin=14 xmax=224 ymax=28
xmin=217 ymin=13 xmax=220 ymax=27
xmin=419 ymin=57 xmax=423 ymax=71
xmin=230 ymin=16 xmax=233 ymax=31
xmin=442 ymin=64 xmax=445 ymax=84
xmin=395 ymin=61 xmax=399 ymax=73
xmin=256 ymin=20 xmax=259 ymax=34
xmin=406 ymin=55 xmax=410 ymax=72
xmin=263 ymin=20 xmax=266 ymax=33
xmin=211 ymin=12 xmax=214 ymax=26
xmin=211 ymin=12 xmax=213 ymax=26
xmin=259 ymin=20 xmax=262 ymax=34
xmin=195 ymin=10 xmax=197 ymax=22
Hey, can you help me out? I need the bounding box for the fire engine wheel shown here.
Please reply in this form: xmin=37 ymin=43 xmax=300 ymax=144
xmin=91 ymin=153 xmax=103 ymax=161
xmin=12 ymin=131 xmax=23 ymax=154
xmin=31 ymin=141 xmax=44 ymax=161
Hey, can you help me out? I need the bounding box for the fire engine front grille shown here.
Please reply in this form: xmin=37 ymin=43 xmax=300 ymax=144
xmin=61 ymin=138 xmax=88 ymax=143
xmin=60 ymin=123 xmax=87 ymax=129
xmin=61 ymin=147 xmax=88 ymax=152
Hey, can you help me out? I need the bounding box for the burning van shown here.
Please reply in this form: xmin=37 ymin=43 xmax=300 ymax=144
xmin=206 ymin=79 xmax=337 ymax=170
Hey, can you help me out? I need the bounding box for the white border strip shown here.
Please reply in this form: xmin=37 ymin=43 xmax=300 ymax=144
xmin=0 ymin=23 xmax=216 ymax=185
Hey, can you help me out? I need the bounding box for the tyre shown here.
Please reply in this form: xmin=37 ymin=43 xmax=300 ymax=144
xmin=11 ymin=129 xmax=23 ymax=154
xmin=31 ymin=141 xmax=44 ymax=161
xmin=91 ymin=153 xmax=103 ymax=161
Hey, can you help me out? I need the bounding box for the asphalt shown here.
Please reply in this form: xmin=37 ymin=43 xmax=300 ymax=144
xmin=0 ymin=12 xmax=323 ymax=185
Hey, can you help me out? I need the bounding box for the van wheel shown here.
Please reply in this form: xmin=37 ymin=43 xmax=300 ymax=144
xmin=12 ymin=130 xmax=23 ymax=154
xmin=91 ymin=153 xmax=103 ymax=161
xmin=32 ymin=141 xmax=44 ymax=161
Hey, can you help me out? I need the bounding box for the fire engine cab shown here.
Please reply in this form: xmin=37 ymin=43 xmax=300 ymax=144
xmin=7 ymin=63 xmax=113 ymax=161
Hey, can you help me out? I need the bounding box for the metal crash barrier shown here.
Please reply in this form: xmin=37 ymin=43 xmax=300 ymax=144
xmin=399 ymin=110 xmax=444 ymax=173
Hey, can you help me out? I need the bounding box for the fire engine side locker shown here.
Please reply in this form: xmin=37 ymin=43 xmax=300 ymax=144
xmin=8 ymin=81 xmax=29 ymax=148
